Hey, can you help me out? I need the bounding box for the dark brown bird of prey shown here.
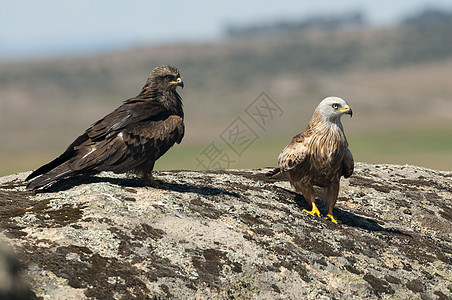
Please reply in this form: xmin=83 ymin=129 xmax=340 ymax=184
xmin=272 ymin=97 xmax=354 ymax=223
xmin=26 ymin=65 xmax=184 ymax=190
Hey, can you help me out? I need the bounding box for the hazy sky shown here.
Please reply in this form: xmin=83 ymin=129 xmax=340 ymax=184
xmin=1 ymin=0 xmax=452 ymax=60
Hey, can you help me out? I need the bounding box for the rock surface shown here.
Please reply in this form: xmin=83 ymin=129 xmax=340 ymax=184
xmin=0 ymin=163 xmax=451 ymax=299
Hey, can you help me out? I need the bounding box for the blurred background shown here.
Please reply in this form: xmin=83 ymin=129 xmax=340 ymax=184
xmin=1 ymin=0 xmax=452 ymax=176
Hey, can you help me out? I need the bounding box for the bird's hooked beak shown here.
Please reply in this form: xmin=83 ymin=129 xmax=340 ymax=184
xmin=177 ymin=77 xmax=184 ymax=89
xmin=170 ymin=77 xmax=184 ymax=89
xmin=337 ymin=104 xmax=353 ymax=117
xmin=345 ymin=105 xmax=352 ymax=117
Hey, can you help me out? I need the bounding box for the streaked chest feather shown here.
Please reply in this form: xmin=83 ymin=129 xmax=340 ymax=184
xmin=308 ymin=128 xmax=346 ymax=166
xmin=290 ymin=127 xmax=346 ymax=186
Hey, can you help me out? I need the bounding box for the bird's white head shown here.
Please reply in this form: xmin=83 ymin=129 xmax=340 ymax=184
xmin=315 ymin=96 xmax=353 ymax=124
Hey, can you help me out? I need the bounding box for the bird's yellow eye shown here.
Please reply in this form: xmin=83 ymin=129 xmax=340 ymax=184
xmin=332 ymin=103 xmax=339 ymax=109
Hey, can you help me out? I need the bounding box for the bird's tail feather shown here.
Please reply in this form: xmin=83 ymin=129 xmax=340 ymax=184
xmin=26 ymin=162 xmax=74 ymax=190
xmin=25 ymin=151 xmax=75 ymax=182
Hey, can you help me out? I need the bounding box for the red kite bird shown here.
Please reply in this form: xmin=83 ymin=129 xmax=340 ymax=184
xmin=272 ymin=97 xmax=354 ymax=223
xmin=26 ymin=65 xmax=184 ymax=190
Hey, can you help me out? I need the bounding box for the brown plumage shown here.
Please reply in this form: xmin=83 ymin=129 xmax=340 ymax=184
xmin=26 ymin=65 xmax=184 ymax=190
xmin=273 ymin=97 xmax=354 ymax=223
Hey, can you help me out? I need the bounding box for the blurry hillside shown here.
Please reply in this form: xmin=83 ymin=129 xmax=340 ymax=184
xmin=1 ymin=8 xmax=452 ymax=175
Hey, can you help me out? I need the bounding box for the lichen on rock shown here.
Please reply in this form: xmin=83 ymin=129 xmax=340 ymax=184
xmin=0 ymin=162 xmax=451 ymax=299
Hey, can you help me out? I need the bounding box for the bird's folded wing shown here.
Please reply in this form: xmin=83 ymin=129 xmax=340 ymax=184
xmin=278 ymin=133 xmax=309 ymax=172
xmin=86 ymin=99 xmax=167 ymax=141
xmin=71 ymin=115 xmax=184 ymax=174
xmin=342 ymin=148 xmax=354 ymax=178
xmin=124 ymin=114 xmax=184 ymax=148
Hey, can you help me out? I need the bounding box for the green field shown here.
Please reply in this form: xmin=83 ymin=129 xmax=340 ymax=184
xmin=5 ymin=126 xmax=449 ymax=177
xmin=349 ymin=127 xmax=452 ymax=171
xmin=159 ymin=127 xmax=452 ymax=172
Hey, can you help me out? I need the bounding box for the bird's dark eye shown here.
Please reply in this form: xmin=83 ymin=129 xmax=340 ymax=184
xmin=332 ymin=103 xmax=339 ymax=109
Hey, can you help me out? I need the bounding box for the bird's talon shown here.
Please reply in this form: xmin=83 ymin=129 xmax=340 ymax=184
xmin=143 ymin=175 xmax=167 ymax=189
xmin=147 ymin=179 xmax=166 ymax=189
xmin=303 ymin=204 xmax=321 ymax=217
xmin=326 ymin=214 xmax=340 ymax=224
xmin=151 ymin=181 xmax=167 ymax=189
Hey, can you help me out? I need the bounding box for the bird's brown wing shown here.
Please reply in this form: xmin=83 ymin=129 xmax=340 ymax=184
xmin=69 ymin=97 xmax=184 ymax=173
xmin=26 ymin=98 xmax=181 ymax=183
xmin=79 ymin=115 xmax=184 ymax=173
xmin=278 ymin=133 xmax=309 ymax=172
xmin=85 ymin=98 xmax=166 ymax=141
xmin=342 ymin=148 xmax=354 ymax=178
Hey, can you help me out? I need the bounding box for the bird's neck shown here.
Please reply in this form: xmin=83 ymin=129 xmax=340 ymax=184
xmin=307 ymin=111 xmax=343 ymax=134
xmin=171 ymin=90 xmax=184 ymax=118
xmin=306 ymin=112 xmax=348 ymax=156
xmin=139 ymin=88 xmax=184 ymax=118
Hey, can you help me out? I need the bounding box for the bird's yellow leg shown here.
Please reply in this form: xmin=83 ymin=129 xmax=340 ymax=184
xmin=325 ymin=182 xmax=340 ymax=223
xmin=303 ymin=203 xmax=321 ymax=217
xmin=326 ymin=214 xmax=339 ymax=224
